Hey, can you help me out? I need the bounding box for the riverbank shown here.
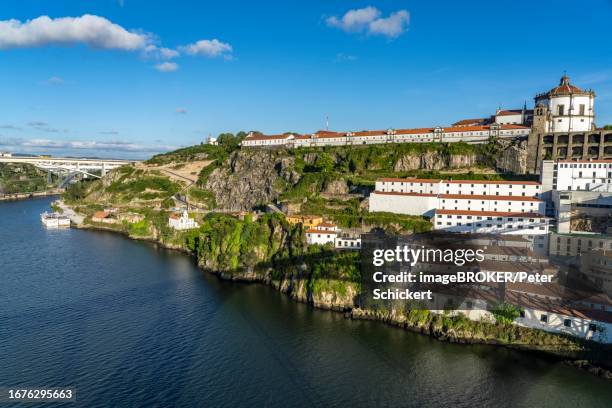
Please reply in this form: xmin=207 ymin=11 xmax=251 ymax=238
xmin=60 ymin=201 xmax=612 ymax=381
xmin=0 ymin=189 xmax=64 ymax=202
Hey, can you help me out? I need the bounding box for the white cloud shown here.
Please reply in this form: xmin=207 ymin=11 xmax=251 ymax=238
xmin=334 ymin=53 xmax=357 ymax=62
xmin=159 ymin=47 xmax=179 ymax=59
xmin=0 ymin=136 xmax=178 ymax=154
xmin=180 ymin=39 xmax=232 ymax=58
xmin=326 ymin=6 xmax=380 ymax=32
xmin=46 ymin=76 xmax=64 ymax=84
xmin=154 ymin=62 xmax=178 ymax=72
xmin=175 ymin=107 xmax=187 ymax=114
xmin=326 ymin=7 xmax=410 ymax=38
xmin=0 ymin=15 xmax=150 ymax=50
xmin=368 ymin=10 xmax=410 ymax=38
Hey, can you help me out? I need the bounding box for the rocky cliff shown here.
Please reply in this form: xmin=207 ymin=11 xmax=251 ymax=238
xmin=394 ymin=151 xmax=483 ymax=171
xmin=496 ymin=139 xmax=529 ymax=174
xmin=204 ymin=150 xmax=299 ymax=211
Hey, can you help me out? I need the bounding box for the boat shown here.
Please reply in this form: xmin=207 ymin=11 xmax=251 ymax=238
xmin=40 ymin=212 xmax=71 ymax=228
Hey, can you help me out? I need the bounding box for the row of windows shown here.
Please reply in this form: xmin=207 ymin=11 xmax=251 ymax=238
xmin=383 ymin=189 xmax=535 ymax=196
xmin=520 ymin=311 xmax=598 ymax=330
xmin=384 ymin=182 xmax=537 ymax=189
xmin=557 ymin=163 xmax=612 ymax=169
xmin=439 ymin=215 xmax=545 ymax=222
xmin=437 ymin=221 xmax=546 ymax=230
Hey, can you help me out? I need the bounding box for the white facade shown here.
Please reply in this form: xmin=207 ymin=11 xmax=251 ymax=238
xmin=433 ymin=210 xmax=550 ymax=235
xmin=540 ymin=159 xmax=612 ymax=193
xmin=335 ymin=236 xmax=361 ymax=249
xmin=168 ymin=210 xmax=199 ymax=230
xmin=0 ymin=152 xmax=12 ymax=157
xmin=494 ymin=108 xmax=532 ymax=126
xmin=369 ymin=191 xmax=545 ymax=217
xmin=432 ymin=210 xmax=550 ymax=252
xmin=241 ymin=124 xmax=530 ymax=148
xmin=368 ymin=192 xmax=439 ymax=216
xmin=375 ymin=178 xmax=541 ymax=197
xmin=306 ymin=228 xmax=337 ymax=245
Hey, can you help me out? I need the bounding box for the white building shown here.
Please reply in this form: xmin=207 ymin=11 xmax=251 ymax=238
xmin=369 ymin=177 xmax=545 ymax=217
xmin=494 ymin=107 xmax=533 ymax=126
xmin=305 ymin=224 xmax=337 ymax=245
xmin=241 ymin=124 xmax=530 ymax=148
xmin=432 ymin=209 xmax=550 ymax=234
xmin=541 ymin=159 xmax=612 ymax=194
xmin=534 ymin=74 xmax=596 ymax=133
xmin=335 ymin=234 xmax=361 ymax=249
xmin=432 ymin=209 xmax=550 ymax=252
xmin=168 ymin=210 xmax=199 ymax=230
xmin=375 ymin=178 xmax=541 ymax=197
xmin=369 ymin=191 xmax=545 ymax=217
xmin=0 ymin=152 xmax=12 ymax=157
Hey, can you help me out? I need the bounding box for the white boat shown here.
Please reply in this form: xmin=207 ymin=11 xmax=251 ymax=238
xmin=40 ymin=212 xmax=71 ymax=228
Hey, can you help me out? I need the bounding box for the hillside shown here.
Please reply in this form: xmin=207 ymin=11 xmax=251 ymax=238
xmin=0 ymin=163 xmax=51 ymax=194
xmin=68 ymin=136 xmax=534 ymax=234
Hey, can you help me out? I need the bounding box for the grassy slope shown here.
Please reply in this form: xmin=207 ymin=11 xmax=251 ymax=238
xmin=0 ymin=163 xmax=50 ymax=194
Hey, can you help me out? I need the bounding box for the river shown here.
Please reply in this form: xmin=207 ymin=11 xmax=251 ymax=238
xmin=1 ymin=197 xmax=611 ymax=407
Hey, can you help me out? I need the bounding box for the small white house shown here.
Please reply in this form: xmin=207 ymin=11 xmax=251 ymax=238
xmin=168 ymin=210 xmax=199 ymax=230
xmin=306 ymin=222 xmax=338 ymax=245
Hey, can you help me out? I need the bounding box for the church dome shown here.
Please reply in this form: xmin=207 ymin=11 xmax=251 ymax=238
xmin=547 ymin=74 xmax=586 ymax=96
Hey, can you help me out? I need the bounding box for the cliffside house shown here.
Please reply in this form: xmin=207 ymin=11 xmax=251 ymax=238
xmin=286 ymin=215 xmax=324 ymax=228
xmin=168 ymin=210 xmax=199 ymax=230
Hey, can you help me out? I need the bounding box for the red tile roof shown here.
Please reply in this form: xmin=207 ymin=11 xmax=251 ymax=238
xmin=306 ymin=228 xmax=337 ymax=234
xmin=452 ymin=118 xmax=487 ymax=126
xmin=316 ymin=222 xmax=337 ymax=228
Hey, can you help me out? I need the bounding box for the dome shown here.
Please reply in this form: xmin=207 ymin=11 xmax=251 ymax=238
xmin=547 ymin=74 xmax=586 ymax=96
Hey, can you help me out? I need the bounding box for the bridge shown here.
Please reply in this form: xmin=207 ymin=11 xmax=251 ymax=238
xmin=0 ymin=155 xmax=138 ymax=188
xmin=0 ymin=155 xmax=138 ymax=178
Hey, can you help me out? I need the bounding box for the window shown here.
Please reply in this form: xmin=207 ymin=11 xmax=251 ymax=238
xmin=588 ymin=323 xmax=597 ymax=332
xmin=540 ymin=314 xmax=548 ymax=323
xmin=579 ymin=104 xmax=585 ymax=115
xmin=563 ymin=319 xmax=572 ymax=328
xmin=558 ymin=104 xmax=565 ymax=115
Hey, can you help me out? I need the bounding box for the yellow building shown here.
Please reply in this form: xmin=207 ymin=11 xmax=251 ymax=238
xmin=286 ymin=215 xmax=324 ymax=228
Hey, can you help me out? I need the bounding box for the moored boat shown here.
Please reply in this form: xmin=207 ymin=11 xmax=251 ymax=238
xmin=40 ymin=212 xmax=71 ymax=228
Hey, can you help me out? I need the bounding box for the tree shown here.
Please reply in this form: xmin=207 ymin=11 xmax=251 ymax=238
xmin=315 ymin=152 xmax=334 ymax=173
xmin=217 ymin=133 xmax=238 ymax=151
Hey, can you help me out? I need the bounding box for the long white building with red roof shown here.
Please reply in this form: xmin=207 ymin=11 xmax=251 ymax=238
xmin=368 ymin=177 xmax=549 ymax=251
xmin=241 ymin=123 xmax=529 ymax=148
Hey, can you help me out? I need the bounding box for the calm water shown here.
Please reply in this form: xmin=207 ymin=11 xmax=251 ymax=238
xmin=1 ymin=197 xmax=611 ymax=407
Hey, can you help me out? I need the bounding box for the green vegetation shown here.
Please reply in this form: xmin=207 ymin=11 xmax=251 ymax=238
xmin=301 ymin=196 xmax=431 ymax=233
xmin=64 ymin=180 xmax=94 ymax=203
xmin=0 ymin=163 xmax=50 ymax=194
xmin=491 ymin=303 xmax=522 ymax=325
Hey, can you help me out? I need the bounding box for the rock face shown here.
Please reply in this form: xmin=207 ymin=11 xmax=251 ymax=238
xmin=205 ymin=150 xmax=297 ymax=211
xmin=394 ymin=152 xmax=481 ymax=171
xmin=496 ymin=139 xmax=528 ymax=174
xmin=324 ymin=179 xmax=349 ymax=195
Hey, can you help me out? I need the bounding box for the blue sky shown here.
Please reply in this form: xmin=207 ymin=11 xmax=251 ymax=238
xmin=1 ymin=0 xmax=612 ymax=159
